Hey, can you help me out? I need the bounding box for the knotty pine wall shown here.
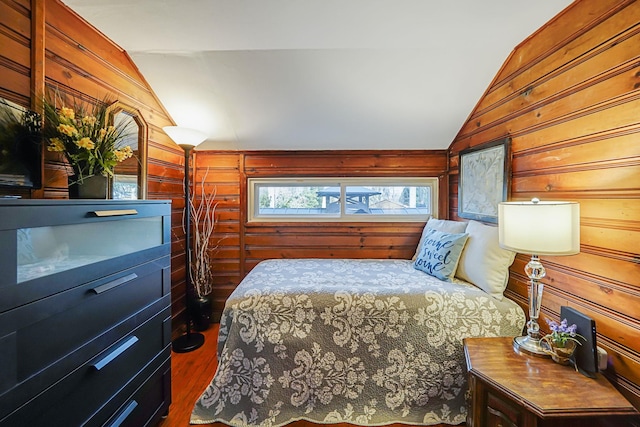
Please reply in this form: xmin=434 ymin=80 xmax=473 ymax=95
xmin=3 ymin=1 xmax=640 ymax=415
xmin=193 ymin=150 xmax=448 ymax=321
xmin=0 ymin=0 xmax=188 ymax=318
xmin=448 ymin=0 xmax=640 ymax=412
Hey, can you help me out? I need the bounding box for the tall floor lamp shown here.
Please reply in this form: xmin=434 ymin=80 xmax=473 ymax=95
xmin=164 ymin=126 xmax=208 ymax=353
xmin=498 ymin=198 xmax=580 ymax=357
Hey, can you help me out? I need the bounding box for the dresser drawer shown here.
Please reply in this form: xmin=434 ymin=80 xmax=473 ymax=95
xmin=0 ymin=308 xmax=171 ymax=426
xmin=100 ymin=358 xmax=171 ymax=427
xmin=0 ymin=256 xmax=170 ymax=397
xmin=0 ymin=200 xmax=172 ymax=427
xmin=0 ymin=201 xmax=171 ymax=312
xmin=0 ymin=257 xmax=171 ymax=388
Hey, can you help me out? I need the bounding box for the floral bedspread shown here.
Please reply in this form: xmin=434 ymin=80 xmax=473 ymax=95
xmin=191 ymin=259 xmax=525 ymax=426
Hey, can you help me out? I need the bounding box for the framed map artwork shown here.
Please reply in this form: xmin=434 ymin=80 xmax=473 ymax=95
xmin=458 ymin=137 xmax=511 ymax=223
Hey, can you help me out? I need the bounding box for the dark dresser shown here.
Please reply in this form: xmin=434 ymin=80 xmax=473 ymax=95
xmin=0 ymin=199 xmax=172 ymax=427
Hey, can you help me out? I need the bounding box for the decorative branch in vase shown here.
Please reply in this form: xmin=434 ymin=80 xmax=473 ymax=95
xmin=185 ymin=167 xmax=218 ymax=330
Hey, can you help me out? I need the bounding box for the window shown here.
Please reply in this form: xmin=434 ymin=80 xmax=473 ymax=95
xmin=248 ymin=177 xmax=438 ymax=222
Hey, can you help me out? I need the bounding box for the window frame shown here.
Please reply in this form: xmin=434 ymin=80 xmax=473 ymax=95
xmin=248 ymin=177 xmax=439 ymax=222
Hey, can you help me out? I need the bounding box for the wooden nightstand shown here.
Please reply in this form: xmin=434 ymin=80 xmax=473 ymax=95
xmin=464 ymin=337 xmax=638 ymax=427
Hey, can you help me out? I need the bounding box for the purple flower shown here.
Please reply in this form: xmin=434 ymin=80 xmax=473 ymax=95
xmin=545 ymin=318 xmax=584 ymax=347
xmin=560 ymin=319 xmax=568 ymax=330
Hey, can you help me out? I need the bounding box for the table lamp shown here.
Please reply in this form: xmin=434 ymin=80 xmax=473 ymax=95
xmin=498 ymin=198 xmax=580 ymax=356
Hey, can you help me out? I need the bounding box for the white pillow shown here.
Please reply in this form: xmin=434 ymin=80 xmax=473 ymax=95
xmin=412 ymin=218 xmax=468 ymax=261
xmin=456 ymin=220 xmax=517 ymax=300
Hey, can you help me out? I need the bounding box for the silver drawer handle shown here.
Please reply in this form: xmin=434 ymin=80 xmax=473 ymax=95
xmin=90 ymin=209 xmax=138 ymax=217
xmin=90 ymin=273 xmax=138 ymax=294
xmin=107 ymin=400 xmax=138 ymax=427
xmin=91 ymin=336 xmax=138 ymax=371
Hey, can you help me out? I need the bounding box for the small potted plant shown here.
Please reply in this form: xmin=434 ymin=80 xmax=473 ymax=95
xmin=541 ymin=318 xmax=585 ymax=365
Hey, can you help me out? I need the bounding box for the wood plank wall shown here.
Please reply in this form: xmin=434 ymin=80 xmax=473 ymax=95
xmin=3 ymin=1 xmax=639 ymax=419
xmin=193 ymin=150 xmax=449 ymax=320
xmin=448 ymin=0 xmax=640 ymax=414
xmin=0 ymin=0 xmax=188 ymax=318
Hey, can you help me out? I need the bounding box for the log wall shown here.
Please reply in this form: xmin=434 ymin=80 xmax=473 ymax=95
xmin=2 ymin=0 xmax=639 ymax=420
xmin=0 ymin=0 xmax=188 ymax=318
xmin=448 ymin=0 xmax=640 ymax=414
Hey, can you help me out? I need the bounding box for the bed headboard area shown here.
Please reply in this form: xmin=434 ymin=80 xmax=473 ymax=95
xmin=412 ymin=218 xmax=517 ymax=300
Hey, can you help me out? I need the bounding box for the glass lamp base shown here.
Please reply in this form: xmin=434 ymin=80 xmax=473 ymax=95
xmin=513 ymin=335 xmax=550 ymax=358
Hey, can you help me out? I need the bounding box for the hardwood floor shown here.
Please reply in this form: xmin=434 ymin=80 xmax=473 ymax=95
xmin=158 ymin=324 xmax=222 ymax=427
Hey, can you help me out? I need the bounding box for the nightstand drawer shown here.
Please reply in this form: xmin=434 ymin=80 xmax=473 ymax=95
xmin=487 ymin=391 xmax=523 ymax=427
xmin=0 ymin=308 xmax=170 ymax=426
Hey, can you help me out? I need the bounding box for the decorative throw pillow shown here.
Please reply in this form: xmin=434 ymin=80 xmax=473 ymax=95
xmin=412 ymin=218 xmax=468 ymax=261
xmin=456 ymin=220 xmax=517 ymax=300
xmin=413 ymin=229 xmax=469 ymax=281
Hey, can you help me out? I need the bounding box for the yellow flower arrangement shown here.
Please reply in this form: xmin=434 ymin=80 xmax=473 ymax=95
xmin=43 ymin=95 xmax=134 ymax=184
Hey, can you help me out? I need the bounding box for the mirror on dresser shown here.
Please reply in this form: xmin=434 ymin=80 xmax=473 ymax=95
xmin=106 ymin=102 xmax=148 ymax=200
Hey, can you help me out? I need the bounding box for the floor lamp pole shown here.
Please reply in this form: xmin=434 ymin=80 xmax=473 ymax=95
xmin=172 ymin=144 xmax=205 ymax=353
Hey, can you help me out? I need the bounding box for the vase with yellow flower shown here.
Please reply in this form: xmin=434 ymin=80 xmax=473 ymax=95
xmin=43 ymin=94 xmax=133 ymax=198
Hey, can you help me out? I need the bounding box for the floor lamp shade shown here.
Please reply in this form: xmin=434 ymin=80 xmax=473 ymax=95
xmin=163 ymin=126 xmax=208 ymax=148
xmin=163 ymin=126 xmax=207 ymax=353
xmin=498 ymin=198 xmax=580 ymax=356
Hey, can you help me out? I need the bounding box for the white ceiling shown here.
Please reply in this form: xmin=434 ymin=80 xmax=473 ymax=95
xmin=62 ymin=0 xmax=572 ymax=151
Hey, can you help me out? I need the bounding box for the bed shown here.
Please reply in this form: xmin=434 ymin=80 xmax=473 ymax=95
xmin=191 ymin=220 xmax=527 ymax=426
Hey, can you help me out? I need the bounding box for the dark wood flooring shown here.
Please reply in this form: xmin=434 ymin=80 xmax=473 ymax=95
xmin=158 ymin=324 xmax=222 ymax=427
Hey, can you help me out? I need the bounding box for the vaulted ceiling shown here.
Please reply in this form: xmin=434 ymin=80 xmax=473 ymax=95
xmin=62 ymin=0 xmax=572 ymax=150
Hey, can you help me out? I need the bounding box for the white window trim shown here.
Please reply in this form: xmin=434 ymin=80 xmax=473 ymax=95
xmin=248 ymin=177 xmax=438 ymax=222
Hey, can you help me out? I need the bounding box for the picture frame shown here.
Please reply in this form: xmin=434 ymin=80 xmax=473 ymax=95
xmin=457 ymin=137 xmax=511 ymax=223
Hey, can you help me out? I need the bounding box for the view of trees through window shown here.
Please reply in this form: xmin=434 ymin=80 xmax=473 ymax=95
xmin=259 ymin=185 xmax=323 ymax=209
xmin=256 ymin=183 xmax=432 ymax=216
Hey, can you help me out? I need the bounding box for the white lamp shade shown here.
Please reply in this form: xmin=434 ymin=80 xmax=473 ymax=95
xmin=498 ymin=200 xmax=580 ymax=255
xmin=163 ymin=126 xmax=207 ymax=147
